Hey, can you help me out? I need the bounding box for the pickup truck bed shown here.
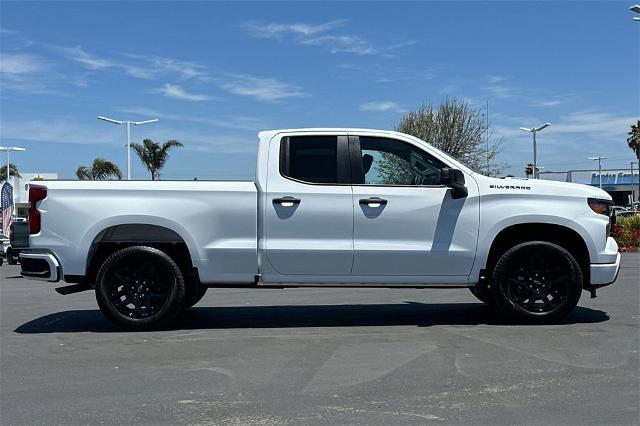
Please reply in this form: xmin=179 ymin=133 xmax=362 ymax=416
xmin=26 ymin=180 xmax=258 ymax=284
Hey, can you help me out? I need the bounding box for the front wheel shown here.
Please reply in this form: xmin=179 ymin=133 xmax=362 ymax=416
xmin=95 ymin=246 xmax=186 ymax=330
xmin=490 ymin=241 xmax=583 ymax=324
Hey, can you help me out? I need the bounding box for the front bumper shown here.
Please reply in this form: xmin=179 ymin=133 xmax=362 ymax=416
xmin=590 ymin=252 xmax=621 ymax=286
xmin=20 ymin=252 xmax=60 ymax=282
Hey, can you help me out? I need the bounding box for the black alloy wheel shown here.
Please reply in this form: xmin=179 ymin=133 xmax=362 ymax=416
xmin=95 ymin=246 xmax=185 ymax=330
xmin=490 ymin=241 xmax=583 ymax=323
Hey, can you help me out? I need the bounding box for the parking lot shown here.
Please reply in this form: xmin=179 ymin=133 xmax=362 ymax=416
xmin=1 ymin=255 xmax=638 ymax=425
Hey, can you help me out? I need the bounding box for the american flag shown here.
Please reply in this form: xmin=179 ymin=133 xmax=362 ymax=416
xmin=1 ymin=181 xmax=13 ymax=237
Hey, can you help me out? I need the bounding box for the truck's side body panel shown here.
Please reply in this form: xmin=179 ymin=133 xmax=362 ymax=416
xmin=29 ymin=181 xmax=258 ymax=283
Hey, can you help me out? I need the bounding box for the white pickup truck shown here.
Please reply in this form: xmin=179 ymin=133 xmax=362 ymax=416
xmin=20 ymin=128 xmax=620 ymax=329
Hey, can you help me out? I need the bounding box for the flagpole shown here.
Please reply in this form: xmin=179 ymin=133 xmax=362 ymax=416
xmin=0 ymin=146 xmax=26 ymax=226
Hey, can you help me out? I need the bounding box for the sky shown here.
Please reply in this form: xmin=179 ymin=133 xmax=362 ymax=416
xmin=0 ymin=0 xmax=638 ymax=180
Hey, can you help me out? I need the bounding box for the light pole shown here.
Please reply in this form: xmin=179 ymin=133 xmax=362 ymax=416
xmin=630 ymin=5 xmax=640 ymax=205
xmin=98 ymin=116 xmax=158 ymax=180
xmin=520 ymin=123 xmax=551 ymax=179
xmin=0 ymin=146 xmax=26 ymax=212
xmin=588 ymin=156 xmax=606 ymax=189
xmin=632 ymin=161 xmax=639 ymax=205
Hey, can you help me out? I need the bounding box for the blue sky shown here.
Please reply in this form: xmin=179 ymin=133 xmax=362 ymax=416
xmin=0 ymin=1 xmax=638 ymax=180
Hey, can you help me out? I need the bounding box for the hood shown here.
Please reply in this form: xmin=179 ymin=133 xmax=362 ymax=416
xmin=476 ymin=176 xmax=612 ymax=200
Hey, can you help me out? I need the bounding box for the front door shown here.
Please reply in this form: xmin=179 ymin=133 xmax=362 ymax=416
xmin=350 ymin=135 xmax=479 ymax=280
xmin=263 ymin=134 xmax=354 ymax=277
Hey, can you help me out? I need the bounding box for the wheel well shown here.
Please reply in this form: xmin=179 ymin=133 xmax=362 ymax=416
xmin=85 ymin=224 xmax=195 ymax=285
xmin=486 ymin=223 xmax=590 ymax=286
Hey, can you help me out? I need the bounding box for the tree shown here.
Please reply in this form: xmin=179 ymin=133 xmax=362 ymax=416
xmin=76 ymin=158 xmax=123 ymax=180
xmin=395 ymin=97 xmax=505 ymax=176
xmin=628 ymin=120 xmax=640 ymax=160
xmin=0 ymin=163 xmax=21 ymax=182
xmin=130 ymin=139 xmax=184 ymax=180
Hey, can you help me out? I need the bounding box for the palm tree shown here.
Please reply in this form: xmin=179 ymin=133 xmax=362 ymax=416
xmin=130 ymin=139 xmax=184 ymax=180
xmin=76 ymin=158 xmax=123 ymax=180
xmin=0 ymin=163 xmax=21 ymax=182
xmin=628 ymin=120 xmax=640 ymax=160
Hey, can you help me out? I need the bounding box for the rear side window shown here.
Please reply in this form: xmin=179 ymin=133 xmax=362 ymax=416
xmin=280 ymin=136 xmax=339 ymax=184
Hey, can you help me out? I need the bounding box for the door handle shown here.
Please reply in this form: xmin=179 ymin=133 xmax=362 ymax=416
xmin=273 ymin=196 xmax=301 ymax=207
xmin=359 ymin=197 xmax=387 ymax=207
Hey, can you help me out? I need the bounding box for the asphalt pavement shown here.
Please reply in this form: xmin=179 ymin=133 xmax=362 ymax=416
xmin=1 ymin=255 xmax=638 ymax=425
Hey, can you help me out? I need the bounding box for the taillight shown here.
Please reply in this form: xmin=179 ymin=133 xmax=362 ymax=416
xmin=28 ymin=186 xmax=47 ymax=234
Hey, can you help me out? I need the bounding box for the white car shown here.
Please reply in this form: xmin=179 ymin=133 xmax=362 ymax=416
xmin=19 ymin=128 xmax=620 ymax=329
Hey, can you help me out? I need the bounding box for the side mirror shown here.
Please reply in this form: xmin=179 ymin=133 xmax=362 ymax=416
xmin=440 ymin=168 xmax=468 ymax=199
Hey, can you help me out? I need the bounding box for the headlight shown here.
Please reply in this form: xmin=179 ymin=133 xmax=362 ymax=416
xmin=588 ymin=198 xmax=613 ymax=216
xmin=588 ymin=198 xmax=614 ymax=238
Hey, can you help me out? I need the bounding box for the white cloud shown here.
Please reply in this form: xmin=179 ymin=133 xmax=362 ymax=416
xmin=0 ymin=53 xmax=47 ymax=75
xmin=117 ymin=106 xmax=268 ymax=131
xmin=49 ymin=45 xmax=114 ymax=70
xmin=552 ymin=112 xmax=636 ymax=138
xmin=244 ymin=20 xmax=346 ymax=38
xmin=156 ymin=84 xmax=212 ymax=101
xmin=43 ymin=43 xmax=309 ymax=102
xmin=0 ymin=119 xmax=121 ymax=145
xmin=49 ymin=45 xmax=207 ymax=81
xmin=301 ymin=35 xmax=380 ymax=55
xmin=359 ymin=101 xmax=405 ymax=113
xmin=0 ymin=53 xmax=69 ymax=95
xmin=531 ymin=99 xmax=567 ymax=108
xmin=244 ymin=20 xmax=411 ymax=57
xmin=493 ymin=111 xmax=636 ymax=140
xmin=218 ymin=74 xmax=307 ymax=102
xmin=0 ymin=118 xmax=256 ymax=154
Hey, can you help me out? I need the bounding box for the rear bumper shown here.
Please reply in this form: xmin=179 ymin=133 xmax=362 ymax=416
xmin=20 ymin=252 xmax=60 ymax=282
xmin=590 ymin=252 xmax=621 ymax=286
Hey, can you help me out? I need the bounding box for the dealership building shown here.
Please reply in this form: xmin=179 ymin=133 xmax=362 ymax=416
xmin=539 ymin=168 xmax=640 ymax=206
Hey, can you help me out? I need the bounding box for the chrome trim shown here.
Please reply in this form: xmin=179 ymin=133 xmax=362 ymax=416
xmin=20 ymin=252 xmax=60 ymax=282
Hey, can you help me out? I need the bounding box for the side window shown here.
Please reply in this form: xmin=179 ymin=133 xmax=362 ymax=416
xmin=358 ymin=137 xmax=445 ymax=186
xmin=280 ymin=136 xmax=339 ymax=184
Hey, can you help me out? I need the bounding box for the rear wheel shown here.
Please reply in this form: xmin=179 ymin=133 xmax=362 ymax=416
xmin=95 ymin=246 xmax=186 ymax=330
xmin=490 ymin=241 xmax=583 ymax=324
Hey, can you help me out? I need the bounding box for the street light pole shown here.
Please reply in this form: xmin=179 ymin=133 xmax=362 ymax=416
xmin=520 ymin=123 xmax=550 ymax=179
xmin=0 ymin=146 xmax=27 ymax=212
xmin=588 ymin=156 xmax=606 ymax=189
xmin=631 ymin=4 xmax=640 ymax=20
xmin=632 ymin=161 xmax=639 ymax=205
xmin=98 ymin=116 xmax=159 ymax=180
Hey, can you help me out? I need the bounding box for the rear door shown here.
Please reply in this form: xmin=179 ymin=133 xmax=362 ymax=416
xmin=349 ymin=135 xmax=479 ymax=281
xmin=263 ymin=133 xmax=354 ymax=277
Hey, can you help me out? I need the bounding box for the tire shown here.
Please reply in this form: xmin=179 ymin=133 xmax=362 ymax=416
xmin=489 ymin=241 xmax=583 ymax=324
xmin=95 ymin=246 xmax=186 ymax=330
xmin=185 ymin=284 xmax=208 ymax=308
xmin=6 ymin=248 xmax=17 ymax=265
